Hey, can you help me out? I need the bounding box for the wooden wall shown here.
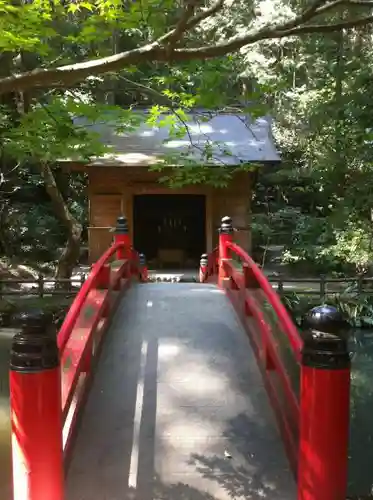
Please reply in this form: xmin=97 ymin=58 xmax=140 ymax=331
xmin=87 ymin=167 xmax=253 ymax=262
xmin=211 ymin=171 xmax=252 ymax=251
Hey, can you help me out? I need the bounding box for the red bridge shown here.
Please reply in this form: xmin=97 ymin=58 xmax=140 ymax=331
xmin=9 ymin=216 xmax=350 ymax=500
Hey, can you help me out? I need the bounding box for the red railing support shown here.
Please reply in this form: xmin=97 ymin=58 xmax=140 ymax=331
xmin=226 ymin=239 xmax=303 ymax=356
xmin=218 ymin=216 xmax=234 ymax=288
xmin=10 ymin=310 xmax=64 ymax=500
xmin=243 ymin=262 xmax=259 ymax=289
xmin=57 ymin=240 xmax=125 ymax=352
xmin=139 ymin=253 xmax=148 ymax=282
xmin=114 ymin=215 xmax=131 ymax=260
xmin=297 ymin=306 xmax=350 ymax=500
xmin=96 ymin=263 xmax=111 ymax=289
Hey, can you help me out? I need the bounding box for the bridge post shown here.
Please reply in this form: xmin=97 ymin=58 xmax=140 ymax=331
xmin=114 ymin=215 xmax=131 ymax=260
xmin=139 ymin=253 xmax=148 ymax=281
xmin=218 ymin=216 xmax=234 ymax=288
xmin=298 ymin=305 xmax=350 ymax=500
xmin=199 ymin=253 xmax=208 ymax=283
xmin=9 ymin=310 xmax=64 ymax=500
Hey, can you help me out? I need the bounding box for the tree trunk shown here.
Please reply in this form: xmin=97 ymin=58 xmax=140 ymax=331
xmin=37 ymin=162 xmax=82 ymax=279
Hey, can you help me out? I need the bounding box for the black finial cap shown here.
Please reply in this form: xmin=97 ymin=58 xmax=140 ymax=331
xmin=302 ymin=305 xmax=348 ymax=334
xmin=12 ymin=309 xmax=52 ymax=332
xmin=10 ymin=309 xmax=59 ymax=372
xmin=301 ymin=305 xmax=350 ymax=369
xmin=219 ymin=216 xmax=233 ymax=234
xmin=116 ymin=215 xmax=128 ymax=234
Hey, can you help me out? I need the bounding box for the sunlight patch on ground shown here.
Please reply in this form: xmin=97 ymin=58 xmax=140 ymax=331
xmin=128 ymin=340 xmax=148 ymax=489
xmin=160 ymin=357 xmax=227 ymax=393
xmin=158 ymin=343 xmax=181 ymax=360
xmin=168 ymin=369 xmax=227 ymax=395
xmin=158 ymin=416 xmax=224 ymax=439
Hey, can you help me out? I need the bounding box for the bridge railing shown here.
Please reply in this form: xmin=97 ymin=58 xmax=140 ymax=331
xmin=200 ymin=216 xmax=351 ymax=500
xmin=9 ymin=215 xmax=147 ymax=500
xmin=224 ymin=239 xmax=302 ymax=471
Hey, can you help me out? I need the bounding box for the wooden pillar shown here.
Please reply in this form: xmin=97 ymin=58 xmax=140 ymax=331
xmin=206 ymin=191 xmax=213 ymax=252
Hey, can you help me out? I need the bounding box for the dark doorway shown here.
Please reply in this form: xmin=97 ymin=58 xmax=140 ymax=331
xmin=133 ymin=195 xmax=206 ymax=269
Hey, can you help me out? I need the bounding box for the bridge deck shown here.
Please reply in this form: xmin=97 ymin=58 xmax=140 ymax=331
xmin=66 ymin=283 xmax=296 ymax=500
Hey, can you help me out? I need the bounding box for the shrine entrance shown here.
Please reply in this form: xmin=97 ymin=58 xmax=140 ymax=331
xmin=133 ymin=194 xmax=206 ymax=269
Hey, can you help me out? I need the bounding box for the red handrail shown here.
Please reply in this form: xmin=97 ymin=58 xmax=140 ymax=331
xmin=10 ymin=228 xmax=146 ymax=500
xmin=226 ymin=241 xmax=303 ymax=357
xmin=57 ymin=240 xmax=144 ymax=456
xmin=204 ymin=230 xmax=303 ymax=476
xmin=57 ymin=241 xmax=125 ymax=352
xmin=242 ymin=288 xmax=300 ymax=472
xmin=206 ymin=225 xmax=350 ymax=497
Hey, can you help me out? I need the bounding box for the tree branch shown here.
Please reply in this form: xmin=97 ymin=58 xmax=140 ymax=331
xmin=344 ymin=0 xmax=373 ymax=5
xmin=169 ymin=13 xmax=373 ymax=59
xmin=0 ymin=42 xmax=160 ymax=95
xmin=116 ymin=75 xmax=178 ymax=107
xmin=277 ymin=0 xmax=332 ymax=32
xmin=1 ymin=1 xmax=373 ymax=95
xmin=280 ymin=13 xmax=373 ymax=34
xmin=315 ymin=0 xmax=373 ymax=15
xmin=158 ymin=0 xmax=225 ymax=45
xmin=164 ymin=1 xmax=199 ymax=47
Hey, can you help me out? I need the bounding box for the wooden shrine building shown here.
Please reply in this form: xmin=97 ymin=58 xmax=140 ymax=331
xmin=64 ymin=111 xmax=280 ymax=268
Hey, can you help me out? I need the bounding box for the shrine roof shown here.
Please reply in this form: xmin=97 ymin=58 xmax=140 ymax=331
xmin=69 ymin=110 xmax=281 ymax=167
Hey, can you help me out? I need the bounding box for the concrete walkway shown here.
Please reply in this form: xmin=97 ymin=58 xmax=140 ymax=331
xmin=66 ymin=283 xmax=296 ymax=500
